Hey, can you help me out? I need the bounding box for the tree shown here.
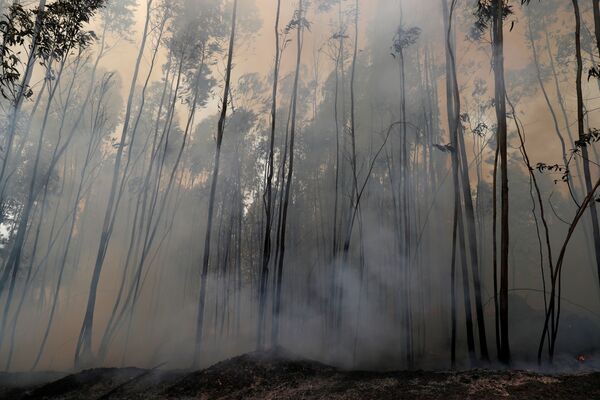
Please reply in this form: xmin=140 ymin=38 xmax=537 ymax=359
xmin=75 ymin=0 xmax=152 ymax=367
xmin=492 ymin=0 xmax=511 ymax=365
xmin=0 ymin=0 xmax=106 ymax=358
xmin=195 ymin=0 xmax=238 ymax=367
xmin=257 ymin=0 xmax=281 ymax=351
xmin=271 ymin=0 xmax=307 ymax=347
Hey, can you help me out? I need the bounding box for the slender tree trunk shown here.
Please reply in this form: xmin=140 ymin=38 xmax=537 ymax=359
xmin=527 ymin=19 xmax=569 ymax=180
xmin=195 ymin=0 xmax=238 ymax=367
xmin=492 ymin=0 xmax=510 ymax=365
xmin=443 ymin=0 xmax=475 ymax=364
xmin=593 ymin=0 xmax=600 ymax=57
xmin=395 ymin=18 xmax=415 ymax=368
xmin=329 ymin=0 xmax=345 ymax=335
xmin=0 ymin=59 xmax=65 ymax=345
xmin=573 ymin=0 xmax=600 ymax=292
xmin=346 ymin=0 xmax=368 ymax=365
xmin=446 ymin=0 xmax=488 ymax=361
xmin=272 ymin=0 xmax=304 ymax=347
xmin=1 ymin=54 xmax=81 ymax=361
xmin=257 ymin=0 xmax=281 ymax=350
xmin=492 ymin=144 xmax=501 ymax=358
xmin=507 ymin=95 xmax=554 ymax=361
xmin=28 ymin=60 xmax=110 ymax=372
xmin=74 ymin=0 xmax=154 ymax=367
xmin=538 ymin=175 xmax=600 ymax=362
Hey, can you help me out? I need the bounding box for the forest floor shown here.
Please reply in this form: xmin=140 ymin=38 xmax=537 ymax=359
xmin=1 ymin=350 xmax=600 ymax=399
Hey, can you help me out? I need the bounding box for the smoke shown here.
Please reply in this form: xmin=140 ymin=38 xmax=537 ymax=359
xmin=0 ymin=0 xmax=598 ymax=374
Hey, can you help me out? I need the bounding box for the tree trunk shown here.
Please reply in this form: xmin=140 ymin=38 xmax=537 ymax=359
xmin=74 ymin=0 xmax=154 ymax=367
xmin=195 ymin=0 xmax=238 ymax=367
xmin=272 ymin=0 xmax=304 ymax=347
xmin=257 ymin=0 xmax=281 ymax=350
xmin=492 ymin=0 xmax=511 ymax=365
xmin=593 ymin=0 xmax=600 ymax=57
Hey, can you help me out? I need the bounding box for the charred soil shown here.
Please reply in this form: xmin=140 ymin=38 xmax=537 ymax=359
xmin=2 ymin=350 xmax=600 ymax=399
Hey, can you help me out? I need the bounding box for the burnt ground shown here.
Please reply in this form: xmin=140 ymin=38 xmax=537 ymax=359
xmin=1 ymin=350 xmax=600 ymax=399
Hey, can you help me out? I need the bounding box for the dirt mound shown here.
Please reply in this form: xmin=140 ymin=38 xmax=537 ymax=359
xmin=2 ymin=350 xmax=600 ymax=399
xmin=166 ymin=348 xmax=337 ymax=398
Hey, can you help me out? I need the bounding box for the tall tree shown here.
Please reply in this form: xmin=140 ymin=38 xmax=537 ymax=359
xmin=257 ymin=0 xmax=282 ymax=351
xmin=443 ymin=0 xmax=475 ymax=365
xmin=195 ymin=0 xmax=238 ymax=367
xmin=572 ymin=0 xmax=600 ymax=291
xmin=447 ymin=0 xmax=489 ymax=362
xmin=492 ymin=0 xmax=510 ymax=364
xmin=75 ymin=0 xmax=153 ymax=367
xmin=272 ymin=0 xmax=306 ymax=346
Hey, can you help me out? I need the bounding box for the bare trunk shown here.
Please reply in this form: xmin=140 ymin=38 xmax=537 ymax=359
xmin=74 ymin=0 xmax=154 ymax=367
xmin=492 ymin=0 xmax=510 ymax=365
xmin=257 ymin=0 xmax=281 ymax=350
xmin=195 ymin=0 xmax=238 ymax=367
xmin=272 ymin=0 xmax=304 ymax=347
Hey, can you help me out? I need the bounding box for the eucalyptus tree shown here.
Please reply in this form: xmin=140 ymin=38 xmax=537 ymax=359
xmin=528 ymin=1 xmax=600 ymax=293
xmin=101 ymin=0 xmax=223 ymax=361
xmin=443 ymin=0 xmax=475 ymax=365
xmin=196 ymin=0 xmax=238 ymax=367
xmin=0 ymin=0 xmax=46 ymax=200
xmin=392 ymin=21 xmax=421 ymax=366
xmin=29 ymin=71 xmax=116 ymax=371
xmin=94 ymin=7 xmax=175 ymax=363
xmin=492 ymin=0 xmax=511 ymax=366
xmin=471 ymin=0 xmax=519 ymax=364
xmin=570 ymin=0 xmax=600 ymax=295
xmin=75 ymin=0 xmax=154 ymax=367
xmin=444 ymin=0 xmax=490 ymax=363
xmin=0 ymin=0 xmax=106 ymax=352
xmin=271 ymin=0 xmax=307 ymax=347
xmin=318 ymin=0 xmax=348 ymax=333
xmin=257 ymin=0 xmax=281 ymax=351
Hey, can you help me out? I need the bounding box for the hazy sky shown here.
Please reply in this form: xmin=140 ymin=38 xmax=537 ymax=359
xmin=99 ymin=0 xmax=599 ymax=166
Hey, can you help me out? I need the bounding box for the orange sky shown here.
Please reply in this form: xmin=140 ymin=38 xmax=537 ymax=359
xmin=96 ymin=0 xmax=600 ymax=176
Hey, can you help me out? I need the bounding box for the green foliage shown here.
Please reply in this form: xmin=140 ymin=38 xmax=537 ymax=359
xmin=0 ymin=5 xmax=35 ymax=101
xmin=0 ymin=0 xmax=107 ymax=101
xmin=37 ymin=0 xmax=107 ymax=63
xmin=167 ymin=0 xmax=226 ymax=107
